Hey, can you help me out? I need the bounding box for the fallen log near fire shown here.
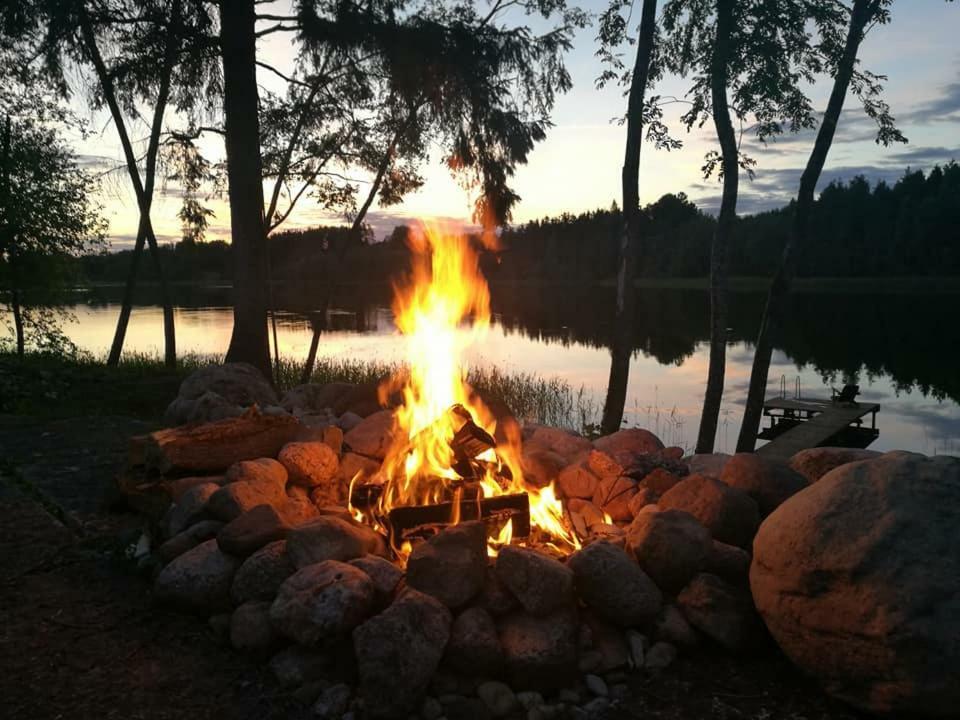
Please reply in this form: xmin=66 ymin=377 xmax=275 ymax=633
xmin=142 ymin=408 xmax=300 ymax=475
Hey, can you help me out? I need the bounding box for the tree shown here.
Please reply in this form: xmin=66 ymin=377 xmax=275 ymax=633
xmin=183 ymin=0 xmax=586 ymax=376
xmin=219 ymin=0 xmax=272 ymax=375
xmin=0 ymin=86 xmax=106 ymax=355
xmin=6 ymin=0 xmax=220 ymax=368
xmin=661 ymin=0 xmax=833 ymax=452
xmin=695 ymin=0 xmax=738 ymax=453
xmin=735 ymin=0 xmax=906 ymax=451
xmin=596 ymin=0 xmax=666 ymax=433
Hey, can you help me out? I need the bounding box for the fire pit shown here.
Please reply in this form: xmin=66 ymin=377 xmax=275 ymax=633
xmin=127 ymin=223 xmax=773 ymax=720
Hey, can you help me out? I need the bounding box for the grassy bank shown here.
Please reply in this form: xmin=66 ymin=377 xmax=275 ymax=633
xmin=0 ymin=351 xmax=597 ymax=430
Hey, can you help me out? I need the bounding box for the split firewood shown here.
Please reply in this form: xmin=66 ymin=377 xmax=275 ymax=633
xmin=142 ymin=407 xmax=300 ymax=475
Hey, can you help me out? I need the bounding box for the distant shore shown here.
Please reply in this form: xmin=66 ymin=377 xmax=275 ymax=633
xmin=73 ymin=275 xmax=960 ymax=295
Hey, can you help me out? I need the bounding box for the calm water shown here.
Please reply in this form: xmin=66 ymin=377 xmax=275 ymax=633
xmin=12 ymin=284 xmax=960 ymax=456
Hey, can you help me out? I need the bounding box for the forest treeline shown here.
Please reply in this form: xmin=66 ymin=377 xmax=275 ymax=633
xmin=80 ymin=162 xmax=960 ymax=289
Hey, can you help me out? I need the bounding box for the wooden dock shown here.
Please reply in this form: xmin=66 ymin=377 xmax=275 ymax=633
xmin=755 ymin=396 xmax=880 ymax=463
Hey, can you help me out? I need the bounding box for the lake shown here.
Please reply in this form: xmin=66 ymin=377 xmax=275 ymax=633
xmin=11 ymin=284 xmax=960 ymax=456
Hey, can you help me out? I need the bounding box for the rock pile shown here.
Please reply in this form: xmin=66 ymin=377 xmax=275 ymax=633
xmin=140 ymin=366 xmax=960 ymax=719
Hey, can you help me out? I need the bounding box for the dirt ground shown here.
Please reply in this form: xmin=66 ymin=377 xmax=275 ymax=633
xmin=0 ymin=414 xmax=862 ymax=720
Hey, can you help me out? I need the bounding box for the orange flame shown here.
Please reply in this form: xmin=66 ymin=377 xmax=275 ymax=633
xmin=366 ymin=221 xmax=579 ymax=557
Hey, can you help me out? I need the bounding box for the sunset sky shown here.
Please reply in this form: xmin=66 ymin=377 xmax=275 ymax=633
xmin=74 ymin=0 xmax=960 ymax=249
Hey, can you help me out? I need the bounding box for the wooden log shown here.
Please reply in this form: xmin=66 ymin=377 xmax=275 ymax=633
xmin=128 ymin=433 xmax=150 ymax=467
xmin=144 ymin=408 xmax=300 ymax=475
xmin=387 ymin=493 xmax=530 ymax=547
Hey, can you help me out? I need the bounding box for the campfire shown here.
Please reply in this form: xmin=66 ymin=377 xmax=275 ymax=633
xmin=347 ymin=224 xmax=579 ymax=560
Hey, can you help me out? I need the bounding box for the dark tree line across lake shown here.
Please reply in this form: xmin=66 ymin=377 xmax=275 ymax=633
xmin=80 ymin=163 xmax=960 ymax=290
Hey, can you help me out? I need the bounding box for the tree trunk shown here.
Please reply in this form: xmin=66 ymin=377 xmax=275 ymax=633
xmin=220 ymin=0 xmax=271 ymax=377
xmin=695 ymin=0 xmax=738 ymax=454
xmin=600 ymin=0 xmax=658 ymax=435
xmin=11 ymin=287 xmax=24 ymax=356
xmin=735 ymin=0 xmax=877 ymax=451
xmin=80 ymin=7 xmax=178 ymax=368
xmin=107 ymin=222 xmax=147 ymax=365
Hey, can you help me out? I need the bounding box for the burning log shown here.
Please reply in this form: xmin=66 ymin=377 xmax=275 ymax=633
xmin=386 ymin=492 xmax=530 ymax=546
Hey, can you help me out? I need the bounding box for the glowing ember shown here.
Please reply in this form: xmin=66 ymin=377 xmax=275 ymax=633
xmin=356 ymin=222 xmax=579 ymax=559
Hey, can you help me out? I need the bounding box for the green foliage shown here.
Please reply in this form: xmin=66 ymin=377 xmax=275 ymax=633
xmin=0 ymin=79 xmax=106 ymax=353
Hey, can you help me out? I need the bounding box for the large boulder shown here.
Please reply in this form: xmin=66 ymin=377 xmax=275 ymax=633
xmin=685 ymin=453 xmax=731 ymax=478
xmin=217 ymin=504 xmax=291 ymax=556
xmin=677 ymin=573 xmax=762 ymax=653
xmin=720 ymin=453 xmax=809 ymax=518
xmin=787 ymin=446 xmax=882 ymax=483
xmin=525 ymin=425 xmax=593 ymax=462
xmin=556 ymin=459 xmax=600 ymax=500
xmin=343 ymin=410 xmax=397 ymax=459
xmin=751 ymin=454 xmax=960 ymax=716
xmin=164 ymin=363 xmax=278 ymax=425
xmin=593 ymin=429 xmax=664 ymax=463
xmin=159 ymin=520 xmax=224 ymax=563
xmin=154 ymin=539 xmax=240 ymax=613
xmin=495 ymin=546 xmax=574 ymax=616
xmin=521 ymin=446 xmax=568 ymax=489
xmin=445 ymin=606 xmax=503 ymax=676
xmin=162 ymin=482 xmax=219 ymax=538
xmin=497 ymin=607 xmax=579 ymax=690
xmin=406 ymin=521 xmax=487 ymax=608
xmin=568 ymin=541 xmax=662 ymax=627
xmin=230 ymin=600 xmax=280 ymax=652
xmin=224 ymin=457 xmax=288 ymax=488
xmin=231 ymin=539 xmax=296 ymax=604
xmin=280 ymin=383 xmax=354 ymax=415
xmin=286 ymin=516 xmax=386 ymax=568
xmin=349 ymin=555 xmax=403 ymax=604
xmin=591 ymin=475 xmax=638 ymax=522
xmin=270 ymin=560 xmax=376 ymax=645
xmin=658 ymin=474 xmax=759 ymax=549
xmin=206 ymin=478 xmax=287 ymax=523
xmin=278 ymin=441 xmax=339 ymax=488
xmin=626 ymin=509 xmax=712 ymax=593
xmin=353 ymin=589 xmax=452 ymax=719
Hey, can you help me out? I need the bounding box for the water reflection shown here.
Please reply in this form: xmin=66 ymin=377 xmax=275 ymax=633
xmin=10 ymin=283 xmax=959 ymax=456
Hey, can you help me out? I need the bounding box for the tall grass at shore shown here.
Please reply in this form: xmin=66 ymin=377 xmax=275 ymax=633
xmin=0 ymin=350 xmax=599 ymax=431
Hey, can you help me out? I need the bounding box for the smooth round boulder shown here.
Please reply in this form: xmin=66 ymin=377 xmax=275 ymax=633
xmin=568 ymin=541 xmax=662 ymax=627
xmin=270 ymin=560 xmax=376 ymax=645
xmin=497 ymin=606 xmax=579 ymax=690
xmin=658 ymin=474 xmax=759 ymax=549
xmin=154 ymin=539 xmax=240 ymax=614
xmin=406 ymin=521 xmax=488 ymax=608
xmin=353 ymin=589 xmax=452 ymax=719
xmin=445 ymin=606 xmax=503 ymax=676
xmin=225 ymin=457 xmax=288 ymax=489
xmin=787 ymin=446 xmax=881 ymax=483
xmin=495 ymin=545 xmax=574 ymax=616
xmin=286 ymin=515 xmax=386 ymax=568
xmin=720 ymin=453 xmax=809 ymax=518
xmin=343 ymin=409 xmax=397 ymax=459
xmin=751 ymin=454 xmax=960 ymax=716
xmin=278 ymin=441 xmax=339 ymax=488
xmin=521 ymin=446 xmax=568 ymax=489
xmin=525 ymin=426 xmax=593 ymax=462
xmin=231 ymin=539 xmax=296 ymax=604
xmin=685 ymin=453 xmax=731 ymax=478
xmin=593 ymin=429 xmax=664 ymax=461
xmin=626 ymin=509 xmax=712 ymax=593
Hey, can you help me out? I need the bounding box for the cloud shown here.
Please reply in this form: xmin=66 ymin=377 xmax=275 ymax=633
xmin=901 ymin=73 xmax=960 ymax=123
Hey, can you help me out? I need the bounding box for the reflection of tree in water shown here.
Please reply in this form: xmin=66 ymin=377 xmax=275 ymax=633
xmin=489 ymin=287 xmax=960 ymax=406
xmin=107 ymin=282 xmax=960 ymax=407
